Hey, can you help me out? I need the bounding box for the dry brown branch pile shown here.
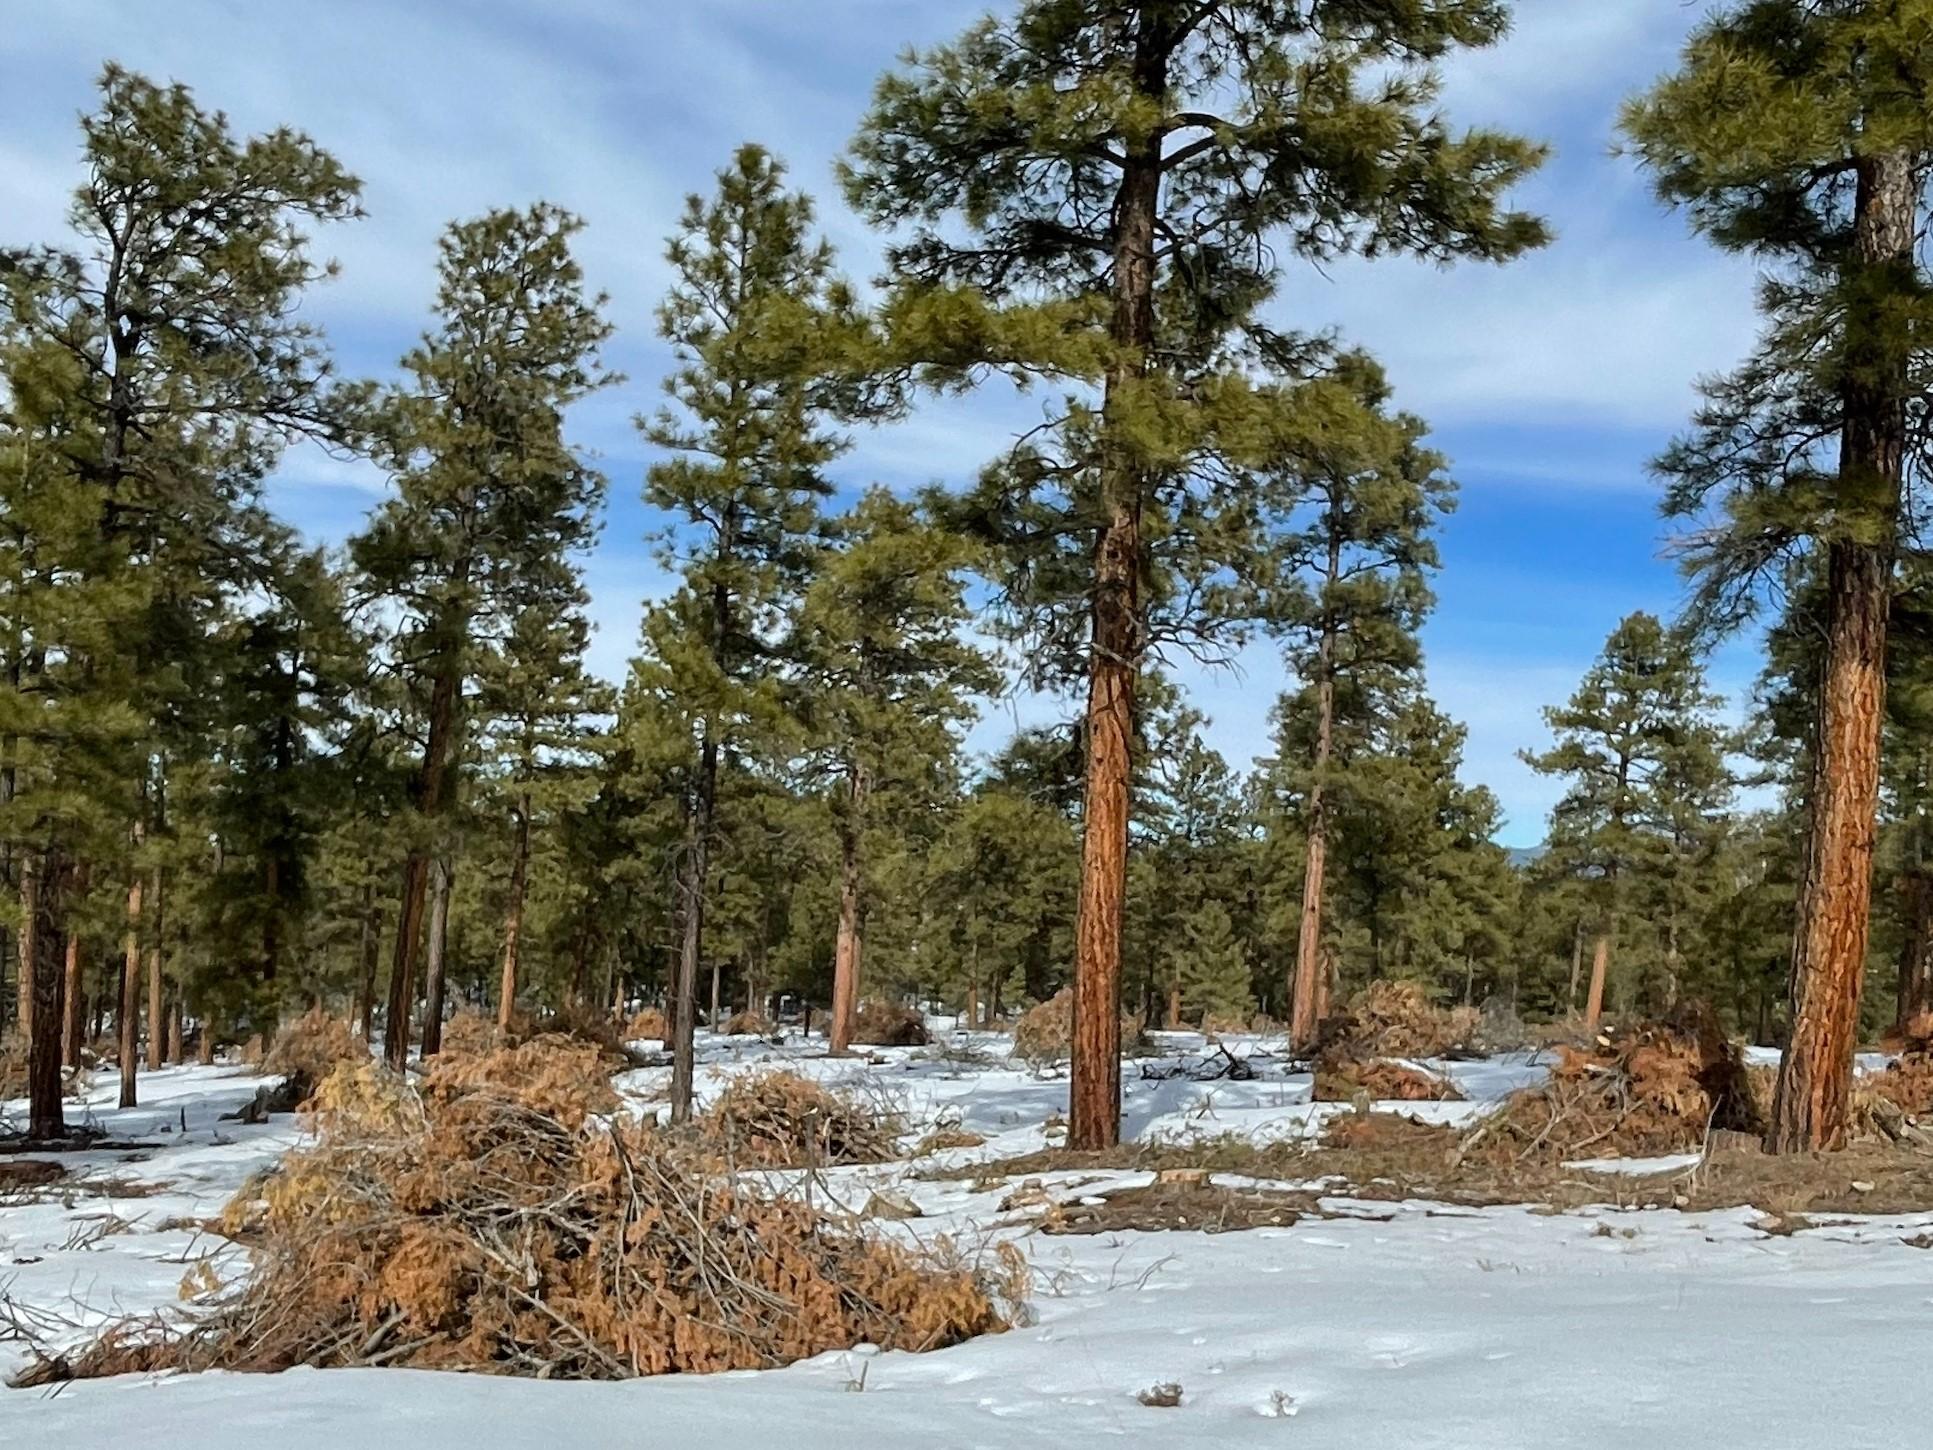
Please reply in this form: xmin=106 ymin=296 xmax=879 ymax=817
xmin=1317 ymin=982 xmax=1480 ymax=1060
xmin=700 ymin=1070 xmax=900 ymax=1168
xmin=851 ymin=1001 xmax=930 ymax=1048
xmin=721 ymin=1008 xmax=775 ymax=1038
xmin=1011 ymin=989 xmax=1143 ymax=1068
xmin=438 ymin=1010 xmax=504 ymax=1057
xmin=15 ymin=1042 xmax=1019 ymax=1386
xmin=1460 ymin=1006 xmax=1761 ymax=1165
xmin=1311 ymin=1057 xmax=1465 ymax=1103
xmin=443 ymin=1005 xmax=636 ymax=1068
xmin=624 ymin=1007 xmax=668 ymax=1042
xmin=260 ymin=1009 xmax=367 ymax=1105
xmin=1868 ymin=1013 xmax=1933 ymax=1119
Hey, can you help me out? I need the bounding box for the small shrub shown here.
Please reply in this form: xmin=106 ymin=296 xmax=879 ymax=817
xmin=701 ymin=1070 xmax=899 ymax=1167
xmin=851 ymin=1000 xmax=930 ymax=1048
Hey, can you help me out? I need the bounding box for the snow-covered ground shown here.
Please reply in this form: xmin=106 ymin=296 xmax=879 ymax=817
xmin=3 ymin=1031 xmax=1927 ymax=1447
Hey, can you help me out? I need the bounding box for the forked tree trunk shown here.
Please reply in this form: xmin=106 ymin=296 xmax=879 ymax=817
xmin=1069 ymin=36 xmax=1162 ymax=1150
xmin=829 ymin=767 xmax=867 ymax=1055
xmin=669 ymin=727 xmax=718 ymax=1124
xmin=118 ymin=853 xmax=144 ymax=1109
xmin=497 ymin=791 xmax=532 ymax=1031
xmin=1770 ymin=150 xmax=1913 ymax=1154
xmin=1584 ymin=933 xmax=1611 ymax=1032
xmin=386 ymin=658 xmax=460 ymax=1070
xmin=146 ymin=867 xmax=165 ymax=1072
xmin=420 ymin=857 xmax=453 ymax=1057
xmin=26 ymin=851 xmax=67 ymax=1140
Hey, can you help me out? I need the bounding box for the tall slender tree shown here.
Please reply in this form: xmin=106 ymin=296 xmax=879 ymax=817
xmin=792 ymin=488 xmax=993 ymax=1052
xmin=847 ymin=0 xmax=1545 ymax=1147
xmin=1624 ymin=3 xmax=1933 ymax=1149
xmin=1521 ymin=614 xmax=1731 ymax=1029
xmin=2 ymin=67 xmax=363 ymax=1119
xmin=355 ymin=204 xmax=612 ymax=1068
xmin=637 ymin=145 xmax=866 ymax=1120
xmin=1267 ymin=358 xmax=1452 ymax=1048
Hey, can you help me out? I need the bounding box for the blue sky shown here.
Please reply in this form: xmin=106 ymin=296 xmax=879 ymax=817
xmin=0 ymin=2 xmax=1771 ymax=846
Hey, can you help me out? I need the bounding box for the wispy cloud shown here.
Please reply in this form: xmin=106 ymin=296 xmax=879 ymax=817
xmin=0 ymin=1 xmax=1754 ymax=841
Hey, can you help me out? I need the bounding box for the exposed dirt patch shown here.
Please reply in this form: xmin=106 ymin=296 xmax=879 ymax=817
xmin=938 ymin=1110 xmax=1933 ymax=1222
xmin=1038 ymin=1177 xmax=1318 ymax=1236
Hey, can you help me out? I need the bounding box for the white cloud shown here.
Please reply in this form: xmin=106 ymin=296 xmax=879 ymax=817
xmin=0 ymin=1 xmax=1765 ymax=847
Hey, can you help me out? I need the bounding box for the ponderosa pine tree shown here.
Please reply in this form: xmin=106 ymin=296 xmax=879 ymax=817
xmin=1521 ymin=613 xmax=1730 ymax=1030
xmin=2 ymin=67 xmax=363 ymax=1121
xmin=637 ymin=145 xmax=870 ymax=1119
xmin=479 ymin=606 xmax=611 ymax=1029
xmin=355 ymin=204 xmax=612 ymax=1067
xmin=792 ymin=488 xmax=993 ymax=1052
xmin=1624 ymin=2 xmax=1933 ymax=1150
xmin=1268 ymin=356 xmax=1453 ymax=1048
xmin=846 ymin=0 xmax=1546 ymax=1147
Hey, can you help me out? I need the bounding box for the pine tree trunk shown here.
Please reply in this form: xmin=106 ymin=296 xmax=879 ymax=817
xmin=670 ymin=727 xmax=718 ymax=1124
xmin=1166 ymin=979 xmax=1182 ymax=1030
xmin=1567 ymin=920 xmax=1584 ymax=1011
xmin=26 ymin=850 xmax=67 ymax=1140
xmin=420 ymin=856 xmax=453 ymax=1057
xmin=355 ymin=885 xmax=379 ymax=1040
xmin=829 ymin=766 xmax=867 ymax=1055
xmin=1898 ymin=871 xmax=1932 ymax=1027
xmin=1770 ymin=150 xmax=1913 ymax=1155
xmin=1291 ymin=529 xmax=1341 ymax=1051
xmin=15 ymin=851 xmax=35 ymax=1041
xmin=62 ymin=919 xmax=84 ymax=1069
xmin=197 ymin=1014 xmax=215 ymax=1064
xmin=498 ymin=791 xmax=531 ymax=1031
xmin=118 ymin=861 xmax=143 ymax=1109
xmin=386 ymin=659 xmax=460 ymax=1070
xmin=146 ymin=867 xmax=165 ymax=1072
xmin=1584 ymin=932 xmax=1611 ymax=1032
xmin=965 ymin=979 xmax=979 ymax=1032
xmin=1070 ymin=27 xmax=1163 ymax=1150
xmin=167 ymin=997 xmax=182 ymax=1064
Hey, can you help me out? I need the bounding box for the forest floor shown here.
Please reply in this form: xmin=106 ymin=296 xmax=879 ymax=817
xmin=1 ymin=1028 xmax=1928 ymax=1447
